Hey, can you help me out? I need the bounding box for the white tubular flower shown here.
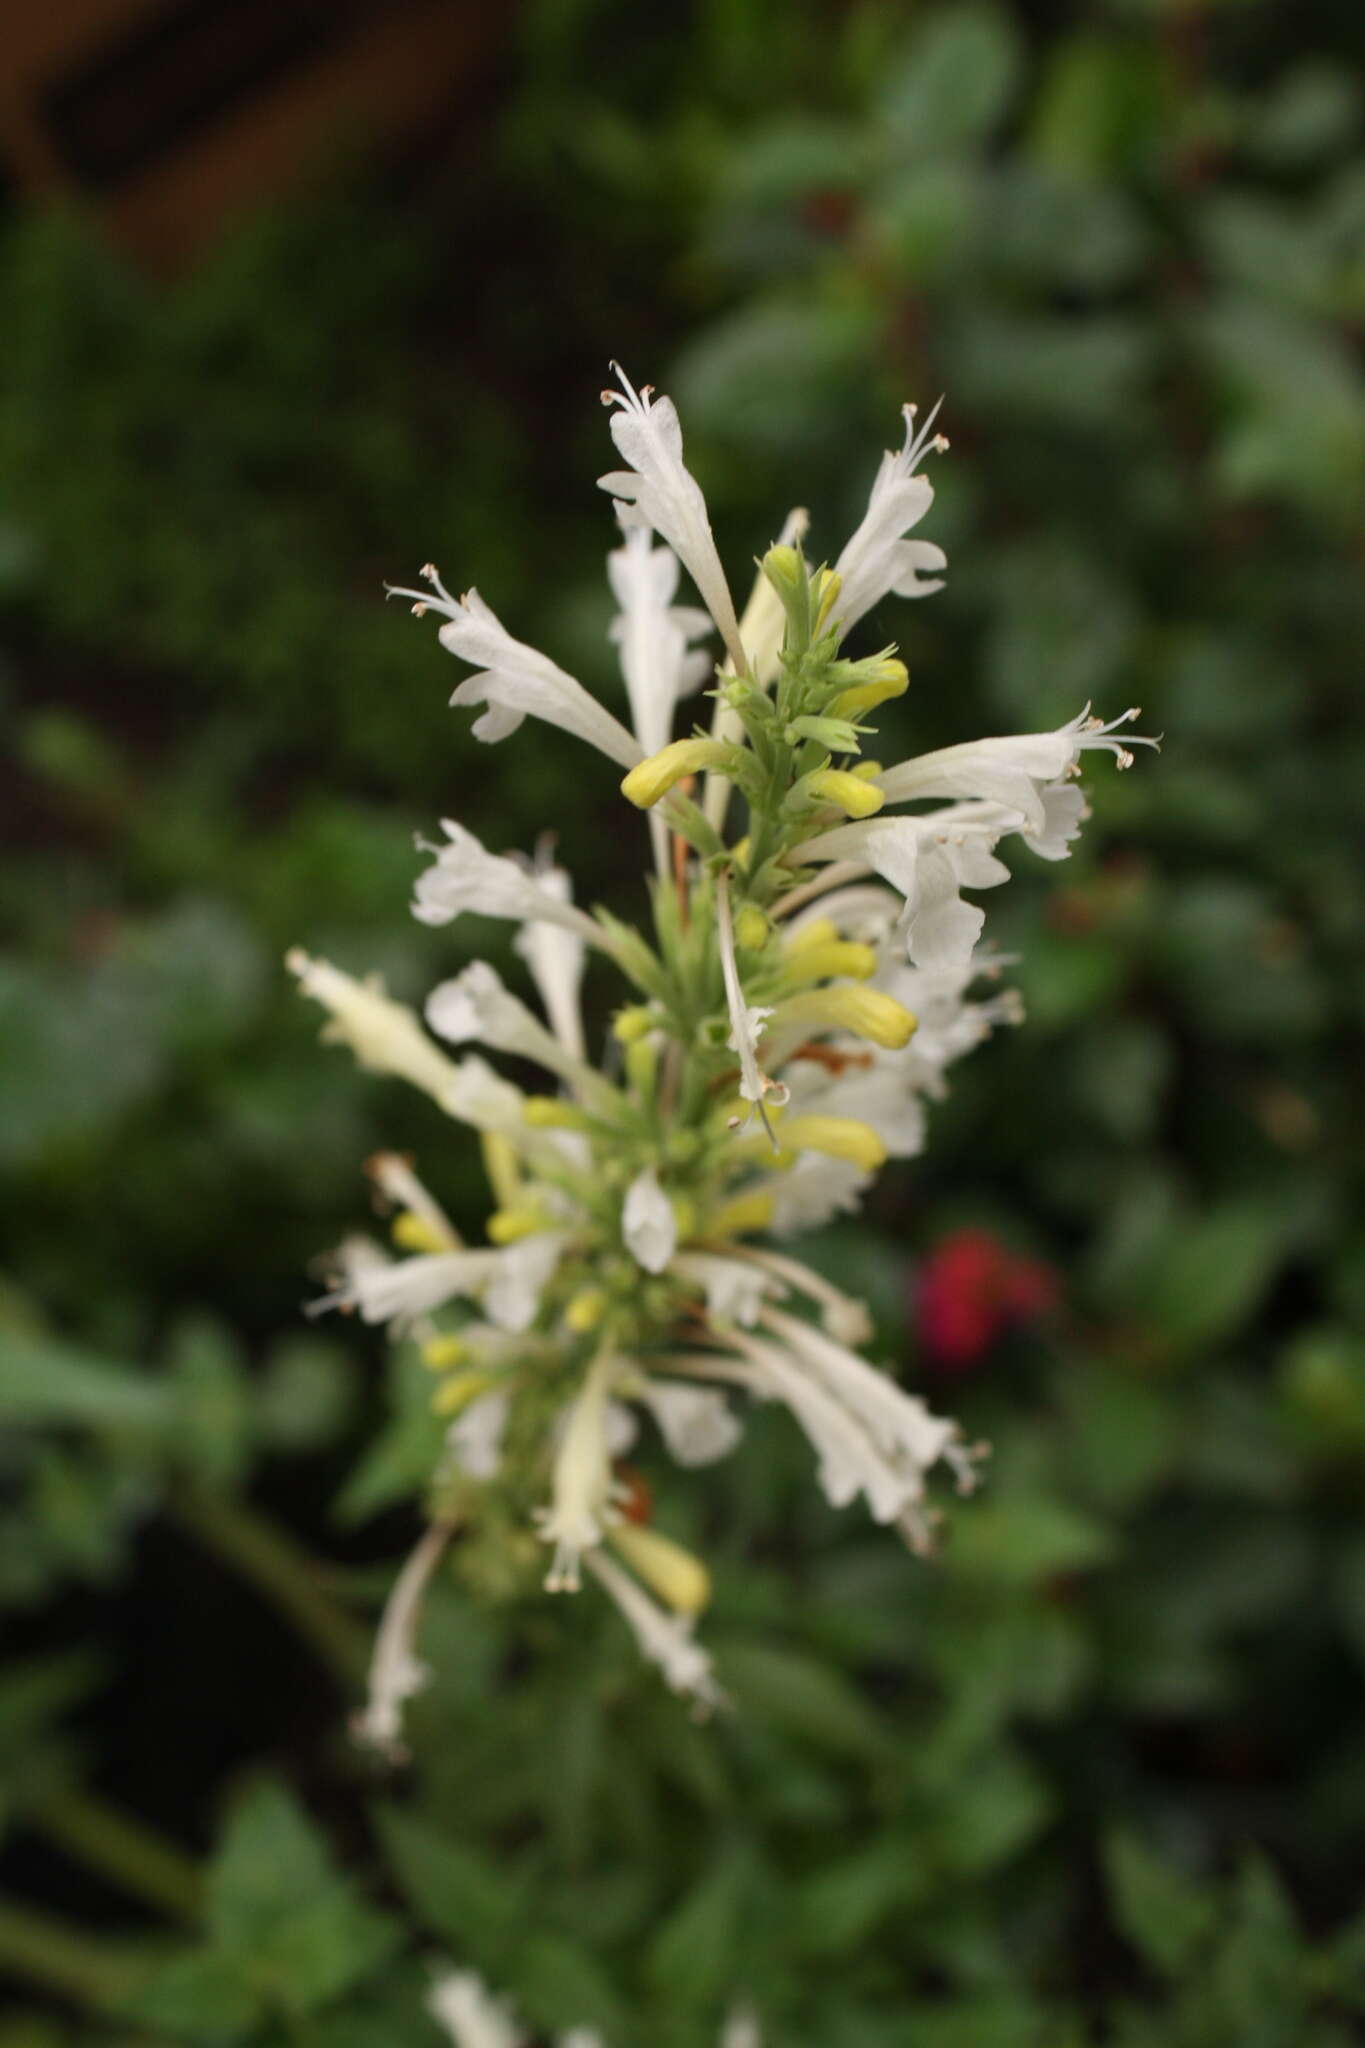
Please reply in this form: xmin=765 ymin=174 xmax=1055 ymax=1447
xmin=636 ymin=1378 xmax=743 ymax=1466
xmin=768 ymin=1153 xmax=874 ymax=1233
xmin=558 ymin=2033 xmax=605 ymax=2048
xmin=538 ymin=1351 xmax=620 ymax=1591
xmin=427 ymin=1970 xmax=524 ymax=2048
xmin=513 ymin=857 xmax=590 ymax=1063
xmin=412 ymin=820 xmax=604 ymax=949
xmin=875 ymin=706 xmax=1156 ymax=832
xmin=585 ymin=1549 xmax=726 ymax=1714
xmin=427 ymin=962 xmax=607 ymax=1106
xmin=833 ymin=399 xmax=948 ymax=634
xmin=609 ymin=519 xmax=713 ymax=875
xmin=608 ymin=521 xmax=713 ymax=751
xmin=719 ymin=1244 xmax=873 ymax=1348
xmin=331 ymin=1235 xmax=563 ymax=1334
xmin=599 ymin=364 xmax=746 ymax=675
xmin=669 ymin=1250 xmax=776 ymax=1329
xmin=485 ymin=1232 xmax=569 ymax=1333
xmin=727 ymin=1331 xmax=914 ymax=1523
xmin=622 ymin=1165 xmax=677 ymax=1274
xmin=337 ymin=1248 xmax=498 ymax=1325
xmin=1030 ymin=778 xmax=1091 ymax=860
xmin=287 ymin=949 xmax=459 ymax=1107
xmin=758 ymin=1305 xmax=959 ymax=1482
xmin=353 ymin=1519 xmax=454 ymax=1761
xmin=391 ymin=570 xmax=643 ymax=769
xmin=446 ymin=1390 xmax=510 ymax=1480
xmin=800 ymin=808 xmax=1013 ymax=972
xmin=444 ymin=1053 xmax=529 ymax=1136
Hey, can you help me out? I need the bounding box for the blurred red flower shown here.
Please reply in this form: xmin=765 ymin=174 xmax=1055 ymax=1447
xmin=916 ymin=1229 xmax=1057 ymax=1370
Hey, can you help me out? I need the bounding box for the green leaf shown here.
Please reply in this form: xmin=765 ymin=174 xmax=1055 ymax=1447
xmin=373 ymin=1806 xmax=530 ymax=1963
xmin=206 ymin=1781 xmax=399 ymax=2015
xmin=877 ymin=4 xmax=1022 ymax=159
xmin=645 ymin=1839 xmax=754 ymax=2008
xmin=0 ymin=1329 xmax=175 ymax=1436
xmin=716 ymin=1641 xmax=891 ymax=1760
xmin=1105 ymin=1832 xmax=1217 ymax=1977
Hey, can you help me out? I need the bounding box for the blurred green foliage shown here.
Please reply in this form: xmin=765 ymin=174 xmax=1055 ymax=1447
xmin=1 ymin=0 xmax=1364 ymax=2040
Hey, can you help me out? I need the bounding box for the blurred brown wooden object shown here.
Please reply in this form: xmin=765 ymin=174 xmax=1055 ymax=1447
xmin=0 ymin=0 xmax=499 ymax=269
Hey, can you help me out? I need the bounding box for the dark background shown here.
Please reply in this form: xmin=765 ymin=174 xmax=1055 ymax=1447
xmin=2 ymin=2 xmax=1364 ymax=2043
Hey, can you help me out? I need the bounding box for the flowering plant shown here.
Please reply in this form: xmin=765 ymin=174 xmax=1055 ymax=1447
xmin=290 ymin=366 xmax=1151 ymax=1747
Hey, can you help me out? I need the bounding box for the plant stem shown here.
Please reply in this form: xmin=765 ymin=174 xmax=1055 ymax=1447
xmin=168 ymin=1483 xmax=370 ymax=1684
xmin=26 ymin=1781 xmax=203 ymax=1923
xmin=0 ymin=1895 xmax=146 ymax=2009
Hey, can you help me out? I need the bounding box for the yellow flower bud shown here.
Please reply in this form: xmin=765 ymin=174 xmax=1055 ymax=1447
xmin=782 ymin=916 xmax=839 ymax=956
xmin=811 ymin=567 xmax=843 ymax=634
xmin=780 ymin=939 xmax=878 ymax=987
xmin=609 ymin=1522 xmax=711 ymax=1617
xmin=430 ymin=1369 xmax=491 ymax=1417
xmin=480 ymin=1131 xmax=521 ymax=1210
xmin=523 ymin=1095 xmax=587 ymax=1129
xmin=612 ymin=1004 xmax=656 ymax=1044
xmin=625 ymin=1035 xmax=658 ymax=1099
xmin=704 ymin=1189 xmax=775 ymax=1239
xmin=830 ymin=658 xmax=908 ymax=721
xmin=420 ymin=1334 xmax=469 ymax=1372
xmin=565 ymin=1288 xmax=608 ymax=1333
xmin=776 ymin=1115 xmax=887 ymax=1171
xmin=806 ymin=769 xmax=885 ymax=820
xmin=771 ymin=985 xmax=917 ymax=1050
xmin=621 ymin=737 xmax=731 ymax=810
xmin=487 ymin=1205 xmax=551 ymax=1245
xmin=392 ymin=1210 xmax=450 ymax=1255
xmin=734 ymin=905 xmax=770 ymax=951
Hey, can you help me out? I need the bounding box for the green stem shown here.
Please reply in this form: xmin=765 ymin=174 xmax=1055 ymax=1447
xmin=27 ymin=1781 xmax=203 ymax=1924
xmin=0 ymin=1895 xmax=146 ymax=2009
xmin=168 ymin=1483 xmax=370 ymax=1684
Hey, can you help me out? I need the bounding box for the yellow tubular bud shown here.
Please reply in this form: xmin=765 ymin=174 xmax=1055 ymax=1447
xmin=523 ymin=1095 xmax=587 ymax=1129
xmin=782 ymin=916 xmax=839 ymax=956
xmin=625 ymin=1036 xmax=658 ymax=1099
xmin=830 ymin=659 xmax=909 ymax=721
xmin=777 ymin=1115 xmax=887 ymax=1171
xmin=852 ymin=758 xmax=883 ymax=781
xmin=806 ymin=769 xmax=885 ymax=820
xmin=773 ymin=985 xmax=917 ymax=1050
xmin=734 ymin=905 xmax=770 ymax=951
xmin=811 ymin=568 xmax=843 ymax=634
xmin=612 ymin=1004 xmax=656 ymax=1044
xmin=565 ymin=1288 xmax=608 ymax=1333
xmin=609 ymin=1522 xmax=711 ymax=1617
xmin=392 ymin=1210 xmax=452 ymax=1255
xmin=780 ymin=939 xmax=878 ymax=987
xmin=487 ymin=1205 xmax=551 ymax=1245
xmin=420 ymin=1334 xmax=469 ymax=1372
xmin=480 ymin=1132 xmax=521 ymax=1210
xmin=621 ymin=737 xmax=732 ymax=810
xmin=430 ymin=1369 xmax=492 ymax=1417
xmin=704 ymin=1189 xmax=775 ymax=1239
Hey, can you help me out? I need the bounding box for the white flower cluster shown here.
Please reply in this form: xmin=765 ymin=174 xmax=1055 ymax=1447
xmin=292 ymin=366 xmax=1153 ymax=1744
